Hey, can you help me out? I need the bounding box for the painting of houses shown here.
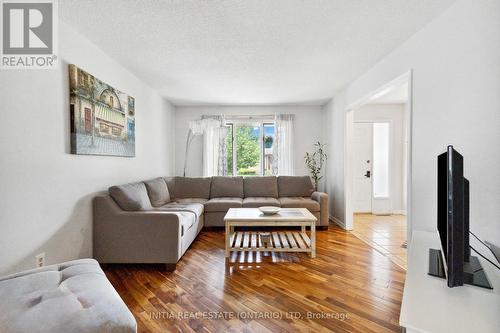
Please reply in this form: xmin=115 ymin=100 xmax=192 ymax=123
xmin=69 ymin=64 xmax=135 ymax=157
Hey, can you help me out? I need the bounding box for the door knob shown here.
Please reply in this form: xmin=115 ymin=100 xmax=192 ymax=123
xmin=364 ymin=171 xmax=371 ymax=178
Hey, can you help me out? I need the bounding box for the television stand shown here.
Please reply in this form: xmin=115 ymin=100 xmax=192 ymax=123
xmin=400 ymin=231 xmax=499 ymax=333
xmin=428 ymin=248 xmax=493 ymax=289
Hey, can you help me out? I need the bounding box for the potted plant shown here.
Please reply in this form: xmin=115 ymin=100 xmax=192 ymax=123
xmin=264 ymin=135 xmax=273 ymax=148
xmin=304 ymin=142 xmax=327 ymax=191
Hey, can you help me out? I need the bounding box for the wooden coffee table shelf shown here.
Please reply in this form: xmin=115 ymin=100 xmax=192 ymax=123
xmin=230 ymin=231 xmax=312 ymax=252
xmin=224 ymin=208 xmax=317 ymax=258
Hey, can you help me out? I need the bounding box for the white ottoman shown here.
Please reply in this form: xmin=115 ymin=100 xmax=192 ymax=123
xmin=0 ymin=259 xmax=136 ymax=333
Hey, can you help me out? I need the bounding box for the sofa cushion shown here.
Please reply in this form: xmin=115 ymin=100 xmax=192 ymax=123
xmin=279 ymin=197 xmax=320 ymax=212
xmin=176 ymin=198 xmax=208 ymax=204
xmin=243 ymin=176 xmax=278 ymax=198
xmin=210 ymin=177 xmax=244 ymax=198
xmin=171 ymin=177 xmax=212 ymax=199
xmin=0 ymin=259 xmax=136 ymax=333
xmin=278 ymin=176 xmax=314 ymax=197
xmin=205 ymin=197 xmax=243 ymax=212
xmin=144 ymin=177 xmax=170 ymax=207
xmin=109 ymin=182 xmax=152 ymax=211
xmin=157 ymin=202 xmax=204 ymax=219
xmin=242 ymin=197 xmax=281 ymax=208
xmin=177 ymin=212 xmax=195 ymax=236
xmin=163 ymin=177 xmax=176 ymax=198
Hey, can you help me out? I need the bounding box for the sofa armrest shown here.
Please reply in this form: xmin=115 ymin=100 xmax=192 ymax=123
xmin=93 ymin=195 xmax=182 ymax=264
xmin=311 ymin=191 xmax=329 ymax=226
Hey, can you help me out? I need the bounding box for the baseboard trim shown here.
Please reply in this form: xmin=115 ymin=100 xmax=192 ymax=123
xmin=329 ymin=215 xmax=346 ymax=229
xmin=392 ymin=210 xmax=407 ymax=215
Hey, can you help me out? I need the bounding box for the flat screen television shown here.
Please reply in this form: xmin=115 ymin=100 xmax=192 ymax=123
xmin=428 ymin=145 xmax=492 ymax=289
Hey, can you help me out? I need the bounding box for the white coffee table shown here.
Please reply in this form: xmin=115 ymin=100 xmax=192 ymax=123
xmin=224 ymin=208 xmax=317 ymax=258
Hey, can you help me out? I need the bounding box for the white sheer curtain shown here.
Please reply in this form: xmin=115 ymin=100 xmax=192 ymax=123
xmin=273 ymin=114 xmax=295 ymax=175
xmin=183 ymin=120 xmax=205 ymax=176
xmin=202 ymin=116 xmax=228 ymax=177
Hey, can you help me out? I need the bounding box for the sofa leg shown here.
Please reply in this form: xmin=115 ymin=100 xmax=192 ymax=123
xmin=317 ymin=225 xmax=329 ymax=231
xmin=163 ymin=263 xmax=176 ymax=272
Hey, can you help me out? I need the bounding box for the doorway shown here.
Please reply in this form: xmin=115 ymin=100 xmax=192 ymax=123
xmin=84 ymin=107 xmax=92 ymax=134
xmin=345 ymin=72 xmax=411 ymax=269
xmin=353 ymin=121 xmax=393 ymax=214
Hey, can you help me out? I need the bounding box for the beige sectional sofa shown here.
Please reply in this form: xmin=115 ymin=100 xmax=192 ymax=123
xmin=94 ymin=176 xmax=328 ymax=270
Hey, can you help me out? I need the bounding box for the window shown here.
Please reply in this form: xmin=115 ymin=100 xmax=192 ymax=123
xmin=80 ymin=73 xmax=87 ymax=86
xmin=225 ymin=121 xmax=275 ymax=176
xmin=99 ymin=123 xmax=109 ymax=133
xmin=263 ymin=123 xmax=275 ymax=175
xmin=111 ymin=127 xmax=122 ymax=137
xmin=373 ymin=122 xmax=390 ymax=198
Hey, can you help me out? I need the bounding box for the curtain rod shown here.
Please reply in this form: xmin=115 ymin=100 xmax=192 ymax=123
xmin=224 ymin=114 xmax=275 ymax=119
xmin=200 ymin=114 xmax=295 ymax=121
xmin=202 ymin=114 xmax=294 ymax=119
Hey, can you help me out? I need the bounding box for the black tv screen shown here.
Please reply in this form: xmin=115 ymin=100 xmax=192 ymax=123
xmin=431 ymin=146 xmax=491 ymax=289
xmin=437 ymin=145 xmax=466 ymax=287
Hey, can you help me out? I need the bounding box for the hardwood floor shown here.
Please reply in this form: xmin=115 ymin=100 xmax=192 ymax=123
xmin=104 ymin=225 xmax=405 ymax=333
xmin=352 ymin=214 xmax=407 ymax=269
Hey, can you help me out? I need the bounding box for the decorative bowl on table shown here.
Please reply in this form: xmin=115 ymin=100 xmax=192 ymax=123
xmin=258 ymin=206 xmax=281 ymax=215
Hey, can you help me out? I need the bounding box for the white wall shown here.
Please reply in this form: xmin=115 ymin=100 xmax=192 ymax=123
xmin=322 ymin=97 xmax=347 ymax=224
xmin=0 ymin=22 xmax=175 ymax=275
xmin=175 ymin=105 xmax=323 ymax=178
xmin=353 ymin=103 xmax=406 ymax=213
xmin=324 ymin=0 xmax=500 ymax=246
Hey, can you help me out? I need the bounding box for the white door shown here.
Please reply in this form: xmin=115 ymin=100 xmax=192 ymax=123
xmin=353 ymin=123 xmax=373 ymax=212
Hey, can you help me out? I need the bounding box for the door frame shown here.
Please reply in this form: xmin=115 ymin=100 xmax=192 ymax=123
xmin=344 ymin=70 xmax=413 ymax=243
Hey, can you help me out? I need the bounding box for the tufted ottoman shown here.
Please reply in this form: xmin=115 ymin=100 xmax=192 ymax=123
xmin=0 ymin=259 xmax=136 ymax=333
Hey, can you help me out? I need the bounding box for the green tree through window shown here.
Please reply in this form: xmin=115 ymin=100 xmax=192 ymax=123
xmin=236 ymin=126 xmax=260 ymax=175
xmin=226 ymin=125 xmax=233 ymax=175
xmin=225 ymin=122 xmax=275 ymax=176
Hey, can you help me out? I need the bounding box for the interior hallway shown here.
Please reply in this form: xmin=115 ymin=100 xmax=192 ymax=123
xmin=351 ymin=214 xmax=407 ymax=269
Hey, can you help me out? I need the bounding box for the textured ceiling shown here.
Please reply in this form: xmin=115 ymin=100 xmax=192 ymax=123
xmin=60 ymin=0 xmax=454 ymax=105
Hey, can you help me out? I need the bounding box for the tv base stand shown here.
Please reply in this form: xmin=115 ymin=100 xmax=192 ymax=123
xmin=428 ymin=248 xmax=493 ymax=289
